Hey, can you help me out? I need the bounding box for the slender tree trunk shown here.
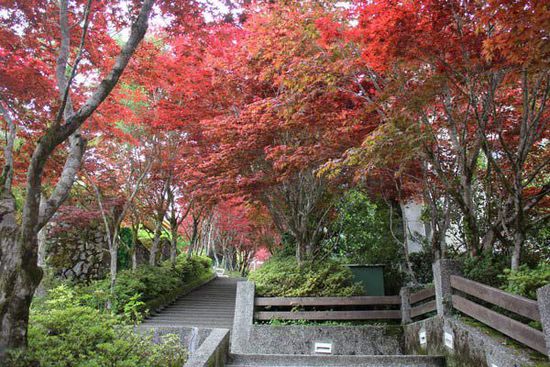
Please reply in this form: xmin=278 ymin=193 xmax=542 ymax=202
xmin=187 ymin=216 xmax=200 ymax=257
xmin=109 ymin=238 xmax=118 ymax=301
xmin=170 ymin=225 xmax=178 ymax=265
xmin=149 ymin=220 xmax=163 ymax=266
xmin=131 ymin=225 xmax=139 ymax=271
xmin=35 ymin=225 xmax=48 ymax=298
xmin=131 ymin=248 xmax=137 ymax=271
xmin=511 ymin=231 xmax=524 ymax=271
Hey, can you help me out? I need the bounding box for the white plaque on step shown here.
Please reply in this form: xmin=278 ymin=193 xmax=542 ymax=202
xmin=444 ymin=331 xmax=454 ymax=349
xmin=314 ymin=342 xmax=332 ymax=354
xmin=419 ymin=329 xmax=427 ymax=346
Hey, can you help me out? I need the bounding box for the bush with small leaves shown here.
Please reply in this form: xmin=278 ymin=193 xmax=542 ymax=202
xmin=501 ymin=262 xmax=550 ymax=300
xmin=249 ymin=255 xmax=364 ymax=297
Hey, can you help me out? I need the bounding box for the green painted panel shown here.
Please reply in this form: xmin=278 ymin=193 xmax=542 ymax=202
xmin=346 ymin=264 xmax=385 ymax=296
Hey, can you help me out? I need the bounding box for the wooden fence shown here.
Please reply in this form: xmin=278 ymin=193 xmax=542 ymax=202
xmin=253 ymin=287 xmax=436 ymax=322
xmin=409 ymin=287 xmax=436 ymax=319
xmin=254 ymin=295 xmax=402 ymax=321
xmin=450 ymin=275 xmax=546 ymax=355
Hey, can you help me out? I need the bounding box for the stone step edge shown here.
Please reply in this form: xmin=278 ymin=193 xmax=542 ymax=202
xmin=229 ymin=353 xmax=446 ymax=364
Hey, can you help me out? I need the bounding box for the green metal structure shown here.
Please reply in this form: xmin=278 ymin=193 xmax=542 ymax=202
xmin=345 ymin=264 xmax=385 ymax=296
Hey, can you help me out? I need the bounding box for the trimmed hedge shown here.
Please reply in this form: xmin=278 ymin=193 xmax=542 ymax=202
xmin=249 ymin=255 xmax=364 ymax=297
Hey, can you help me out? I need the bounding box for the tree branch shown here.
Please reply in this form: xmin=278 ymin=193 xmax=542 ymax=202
xmin=0 ymin=100 xmax=16 ymax=192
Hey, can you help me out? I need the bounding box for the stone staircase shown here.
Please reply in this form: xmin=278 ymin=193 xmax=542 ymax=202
xmin=141 ymin=278 xmax=447 ymax=367
xmin=142 ymin=277 xmax=241 ymax=329
xmin=226 ymin=354 xmax=446 ymax=367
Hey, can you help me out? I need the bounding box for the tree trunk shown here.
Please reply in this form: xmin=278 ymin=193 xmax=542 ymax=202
xmin=187 ymin=216 xmax=199 ymax=257
xmin=131 ymin=225 xmax=139 ymax=271
xmin=0 ymin=0 xmax=154 ymax=353
xmin=149 ymin=222 xmax=162 ymax=266
xmin=170 ymin=225 xmax=178 ymax=265
xmin=109 ymin=240 xmax=118 ymax=307
xmin=34 ymin=225 xmax=48 ymax=298
xmin=511 ymin=231 xmax=524 ymax=271
xmin=131 ymin=248 xmax=137 ymax=271
xmin=0 ymin=194 xmax=42 ymax=355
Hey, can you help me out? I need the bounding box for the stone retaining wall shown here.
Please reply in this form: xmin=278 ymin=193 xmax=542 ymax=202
xmin=404 ymin=316 xmax=542 ymax=367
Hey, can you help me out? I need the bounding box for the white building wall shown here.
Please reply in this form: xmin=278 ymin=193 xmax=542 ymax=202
xmin=400 ymin=200 xmax=427 ymax=254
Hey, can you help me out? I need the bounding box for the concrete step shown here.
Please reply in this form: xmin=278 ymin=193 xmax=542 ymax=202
xmin=162 ymin=307 xmax=235 ymax=315
xmin=226 ymin=354 xmax=446 ymax=367
xmin=143 ymin=322 xmax=233 ymax=328
xmin=164 ymin=302 xmax=236 ymax=307
xmin=162 ymin=310 xmax=236 ymax=314
xmin=147 ymin=317 xmax=233 ymax=323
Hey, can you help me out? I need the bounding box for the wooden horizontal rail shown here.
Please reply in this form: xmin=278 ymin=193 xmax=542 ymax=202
xmin=410 ymin=287 xmax=435 ymax=304
xmin=254 ymin=296 xmax=401 ymax=307
xmin=255 ymin=310 xmax=402 ymax=321
xmin=450 ymin=275 xmax=540 ymax=322
xmin=411 ymin=300 xmax=437 ymax=318
xmin=452 ymin=295 xmax=546 ymax=355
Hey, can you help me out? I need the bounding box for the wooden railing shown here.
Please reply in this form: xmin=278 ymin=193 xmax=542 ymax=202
xmin=409 ymin=287 xmax=436 ymax=318
xmin=450 ymin=275 xmax=546 ymax=355
xmin=254 ymin=296 xmax=402 ymax=321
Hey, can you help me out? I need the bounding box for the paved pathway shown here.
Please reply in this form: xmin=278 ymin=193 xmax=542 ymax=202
xmin=142 ymin=277 xmax=242 ymax=329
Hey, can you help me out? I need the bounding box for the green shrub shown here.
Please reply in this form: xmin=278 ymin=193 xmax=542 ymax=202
xmin=501 ymin=263 xmax=550 ymax=300
xmin=249 ymin=255 xmax=364 ymax=297
xmin=81 ymin=255 xmax=213 ymax=314
xmin=8 ymin=286 xmax=187 ymax=367
xmin=409 ymin=249 xmax=434 ymax=284
xmin=6 ymin=255 xmax=213 ymax=366
xmin=462 ymin=253 xmax=510 ymax=288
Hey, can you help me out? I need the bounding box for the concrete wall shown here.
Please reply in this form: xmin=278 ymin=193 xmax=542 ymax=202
xmin=404 ymin=316 xmax=543 ymax=367
xmin=184 ymin=329 xmax=230 ymax=367
xmin=245 ymin=324 xmax=403 ymax=356
xmin=139 ymin=325 xmax=213 ymax=354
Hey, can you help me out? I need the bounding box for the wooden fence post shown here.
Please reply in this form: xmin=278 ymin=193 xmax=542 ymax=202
xmin=400 ymin=287 xmax=411 ymax=324
xmin=432 ymin=259 xmax=462 ymax=317
xmin=536 ymin=284 xmax=550 ymax=359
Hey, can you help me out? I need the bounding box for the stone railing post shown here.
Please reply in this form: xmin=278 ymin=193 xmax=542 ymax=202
xmin=400 ymin=287 xmax=412 ymax=324
xmin=432 ymin=259 xmax=462 ymax=317
xmin=231 ymin=281 xmax=255 ymax=354
xmin=536 ymin=284 xmax=550 ymax=359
